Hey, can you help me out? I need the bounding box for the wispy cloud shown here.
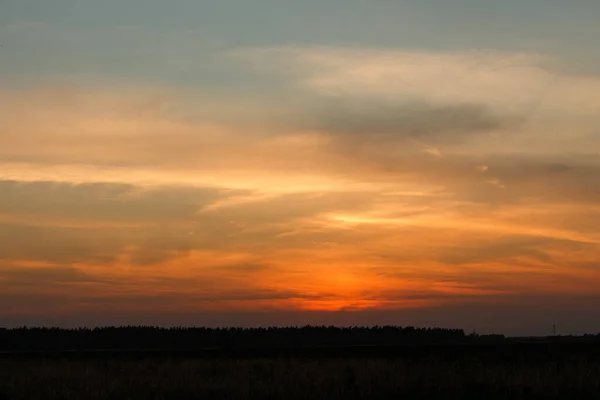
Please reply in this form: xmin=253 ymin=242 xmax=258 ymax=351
xmin=1 ymin=44 xmax=599 ymax=331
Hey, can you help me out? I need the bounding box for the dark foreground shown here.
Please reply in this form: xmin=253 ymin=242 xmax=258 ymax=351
xmin=2 ymin=344 xmax=600 ymax=400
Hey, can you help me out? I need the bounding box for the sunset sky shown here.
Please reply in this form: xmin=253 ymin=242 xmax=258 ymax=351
xmin=1 ymin=1 xmax=600 ymax=335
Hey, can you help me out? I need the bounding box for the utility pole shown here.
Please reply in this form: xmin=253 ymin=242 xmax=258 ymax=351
xmin=552 ymin=324 xmax=556 ymax=336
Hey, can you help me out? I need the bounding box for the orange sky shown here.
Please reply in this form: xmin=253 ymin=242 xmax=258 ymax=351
xmin=2 ymin=9 xmax=600 ymax=335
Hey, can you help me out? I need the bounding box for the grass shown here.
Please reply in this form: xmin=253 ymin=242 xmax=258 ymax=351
xmin=1 ymin=355 xmax=599 ymax=399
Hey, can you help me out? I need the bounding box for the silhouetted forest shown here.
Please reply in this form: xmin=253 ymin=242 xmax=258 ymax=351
xmin=3 ymin=326 xmax=599 ymax=353
xmin=1 ymin=325 xmax=492 ymax=351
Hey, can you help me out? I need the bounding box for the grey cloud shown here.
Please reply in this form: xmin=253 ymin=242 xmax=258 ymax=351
xmin=366 ymin=236 xmax=567 ymax=269
xmin=439 ymin=157 xmax=600 ymax=208
xmin=0 ymin=221 xmax=198 ymax=266
xmin=79 ymin=290 xmax=324 ymax=305
xmin=364 ymin=289 xmax=504 ymax=303
xmin=0 ymin=181 xmax=241 ymax=266
xmin=305 ymin=100 xmax=517 ymax=145
xmin=0 ymin=263 xmax=106 ymax=288
xmin=435 ymin=236 xmax=561 ymax=266
xmin=0 ymin=287 xmax=327 ymax=315
xmin=0 ymin=222 xmax=126 ymax=264
xmin=0 ymin=180 xmax=226 ymax=222
xmin=485 ymin=158 xmax=600 ymax=203
xmin=348 ymin=152 xmax=600 ymax=206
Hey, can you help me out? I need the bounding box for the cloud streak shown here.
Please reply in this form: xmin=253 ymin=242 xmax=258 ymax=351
xmin=1 ymin=43 xmax=599 ymax=333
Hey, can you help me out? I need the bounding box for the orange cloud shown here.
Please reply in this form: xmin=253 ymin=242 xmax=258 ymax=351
xmin=1 ymin=48 xmax=600 ymax=331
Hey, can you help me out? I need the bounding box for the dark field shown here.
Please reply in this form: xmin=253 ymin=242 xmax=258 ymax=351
xmin=2 ymin=328 xmax=600 ymax=399
xmin=2 ymin=344 xmax=600 ymax=400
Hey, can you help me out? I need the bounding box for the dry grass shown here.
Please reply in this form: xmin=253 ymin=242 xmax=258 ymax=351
xmin=1 ymin=356 xmax=599 ymax=399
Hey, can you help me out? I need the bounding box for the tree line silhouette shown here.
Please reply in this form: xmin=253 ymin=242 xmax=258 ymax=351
xmin=0 ymin=325 xmax=490 ymax=351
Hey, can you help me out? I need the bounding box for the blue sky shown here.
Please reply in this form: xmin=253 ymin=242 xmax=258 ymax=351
xmin=2 ymin=0 xmax=600 ymax=85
